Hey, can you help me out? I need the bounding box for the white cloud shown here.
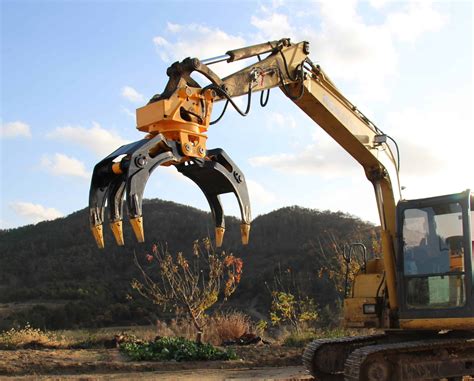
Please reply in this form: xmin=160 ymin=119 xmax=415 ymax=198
xmin=121 ymin=86 xmax=145 ymax=103
xmin=152 ymin=35 xmax=172 ymax=62
xmin=40 ymin=153 xmax=90 ymax=179
xmin=149 ymin=3 xmax=445 ymax=103
xmin=153 ymin=35 xmax=170 ymax=46
xmin=266 ymin=112 xmax=296 ymax=129
xmin=121 ymin=106 xmax=135 ymax=119
xmin=153 ymin=23 xmax=246 ymax=77
xmin=10 ymin=202 xmax=63 ymax=224
xmin=250 ymin=130 xmax=360 ymax=178
xmin=387 ymin=2 xmax=447 ymax=42
xmin=250 ymin=12 xmax=292 ymax=40
xmin=146 ymin=2 xmax=447 ymax=105
xmin=309 ymin=1 xmax=397 ymax=100
xmin=166 ymin=22 xmax=182 ymax=33
xmin=251 ymin=1 xmax=446 ymax=103
xmin=368 ymin=0 xmax=389 ymax=9
xmin=47 ymin=122 xmax=129 ymax=157
xmin=158 ymin=164 xmax=193 ymax=183
xmin=385 ymin=99 xmax=473 ymax=198
xmin=247 ymin=179 xmax=277 ymax=205
xmin=0 ymin=121 xmax=32 ymax=138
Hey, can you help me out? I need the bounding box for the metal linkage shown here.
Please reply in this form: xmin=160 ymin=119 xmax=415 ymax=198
xmin=89 ymin=38 xmax=309 ymax=249
xmin=176 ymin=149 xmax=251 ymax=247
xmin=89 ymin=134 xmax=251 ymax=248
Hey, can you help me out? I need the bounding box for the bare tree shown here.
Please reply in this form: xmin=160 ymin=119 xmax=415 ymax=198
xmin=131 ymin=238 xmax=243 ymax=342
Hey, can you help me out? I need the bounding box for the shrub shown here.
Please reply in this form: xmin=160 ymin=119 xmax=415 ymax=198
xmin=269 ymin=291 xmax=318 ymax=332
xmin=0 ymin=323 xmax=65 ymax=349
xmin=154 ymin=312 xmax=253 ymax=346
xmin=207 ymin=312 xmax=251 ymax=345
xmin=120 ymin=336 xmax=237 ymax=361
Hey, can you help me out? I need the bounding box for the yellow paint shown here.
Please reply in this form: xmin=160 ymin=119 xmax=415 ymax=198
xmin=366 ymin=258 xmax=384 ymax=274
xmin=111 ymin=162 xmax=123 ymax=175
xmin=240 ymin=223 xmax=250 ymax=245
xmin=400 ymin=317 xmax=474 ymax=330
xmin=450 ymin=254 xmax=463 ymax=271
xmin=353 ymin=273 xmax=384 ymax=298
xmin=130 ymin=217 xmax=145 ymax=243
xmin=91 ymin=224 xmax=104 ymax=249
xmin=343 ymin=297 xmax=380 ymax=328
xmin=381 ymin=230 xmax=399 ymax=310
xmin=292 ymin=67 xmax=400 ymax=311
xmin=135 ymin=87 xmax=214 ymax=158
xmin=110 ymin=220 xmax=124 ymax=246
xmin=215 ymin=227 xmax=225 ymax=248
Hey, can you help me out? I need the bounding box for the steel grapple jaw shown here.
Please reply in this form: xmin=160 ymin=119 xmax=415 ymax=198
xmin=89 ymin=134 xmax=251 ymax=249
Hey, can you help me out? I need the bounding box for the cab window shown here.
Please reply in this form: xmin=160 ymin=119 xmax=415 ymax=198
xmin=402 ymin=202 xmax=465 ymax=309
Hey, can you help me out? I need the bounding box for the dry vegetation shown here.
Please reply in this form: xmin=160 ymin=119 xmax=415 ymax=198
xmin=0 ymin=310 xmax=376 ymax=378
xmin=152 ymin=312 xmax=251 ymax=345
xmin=0 ymin=311 xmax=365 ymax=350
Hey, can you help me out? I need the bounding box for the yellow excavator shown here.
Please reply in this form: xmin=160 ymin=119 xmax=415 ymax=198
xmin=89 ymin=39 xmax=474 ymax=380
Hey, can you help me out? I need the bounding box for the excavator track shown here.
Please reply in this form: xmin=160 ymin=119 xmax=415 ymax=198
xmin=302 ymin=334 xmax=387 ymax=379
xmin=344 ymin=337 xmax=474 ymax=381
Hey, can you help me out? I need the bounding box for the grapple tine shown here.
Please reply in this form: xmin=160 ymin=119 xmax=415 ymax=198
xmin=177 ymin=148 xmax=252 ymax=246
xmin=110 ymin=220 xmax=124 ymax=246
xmin=88 ymin=137 xmax=174 ymax=248
xmin=107 ymin=177 xmax=127 ymax=246
xmin=91 ymin=224 xmax=105 ymax=249
xmin=89 ymin=162 xmax=112 ymax=249
xmin=124 ymin=134 xmax=178 ymax=243
xmin=205 ymin=194 xmax=225 ymax=247
xmin=240 ymin=223 xmax=251 ymax=245
xmin=130 ymin=216 xmax=145 ymax=243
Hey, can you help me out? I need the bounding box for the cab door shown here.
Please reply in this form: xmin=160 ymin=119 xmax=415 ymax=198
xmin=397 ymin=190 xmax=474 ymax=329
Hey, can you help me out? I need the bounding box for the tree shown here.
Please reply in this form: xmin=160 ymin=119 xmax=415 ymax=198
xmin=269 ymin=290 xmax=318 ymax=333
xmin=265 ymin=264 xmax=319 ymax=333
xmin=131 ymin=238 xmax=243 ymax=342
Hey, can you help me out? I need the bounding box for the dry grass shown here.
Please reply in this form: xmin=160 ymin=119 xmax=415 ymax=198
xmin=207 ymin=311 xmax=251 ymax=344
xmin=0 ymin=324 xmax=67 ymax=349
xmin=155 ymin=319 xmax=196 ymax=341
xmin=0 ymin=311 xmax=255 ymax=349
xmin=153 ymin=312 xmax=253 ymax=345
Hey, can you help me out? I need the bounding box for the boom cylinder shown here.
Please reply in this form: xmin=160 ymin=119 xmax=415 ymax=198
xmin=225 ymin=39 xmax=286 ymax=62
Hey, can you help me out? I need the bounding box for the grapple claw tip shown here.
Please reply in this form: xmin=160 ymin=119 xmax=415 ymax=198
xmin=215 ymin=227 xmax=225 ymax=247
xmin=110 ymin=220 xmax=125 ymax=246
xmin=240 ymin=223 xmax=251 ymax=245
xmin=130 ymin=216 xmax=145 ymax=243
xmin=91 ymin=224 xmax=105 ymax=249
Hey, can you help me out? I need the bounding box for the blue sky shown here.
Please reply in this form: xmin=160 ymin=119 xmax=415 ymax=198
xmin=1 ymin=0 xmax=472 ymax=229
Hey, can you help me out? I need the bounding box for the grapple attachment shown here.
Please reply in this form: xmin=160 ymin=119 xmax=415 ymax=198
xmin=88 ymin=41 xmax=307 ymax=249
xmin=176 ymin=148 xmax=251 ymax=247
xmin=89 ymin=134 xmax=251 ymax=248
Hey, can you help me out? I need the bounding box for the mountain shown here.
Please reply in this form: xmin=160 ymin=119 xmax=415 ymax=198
xmin=0 ymin=199 xmax=375 ymax=330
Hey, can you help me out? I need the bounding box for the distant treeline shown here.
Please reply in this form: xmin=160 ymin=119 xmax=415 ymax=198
xmin=0 ymin=199 xmax=376 ymax=330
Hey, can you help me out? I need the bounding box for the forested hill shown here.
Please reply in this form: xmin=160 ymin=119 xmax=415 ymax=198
xmin=0 ymin=199 xmax=375 ymax=330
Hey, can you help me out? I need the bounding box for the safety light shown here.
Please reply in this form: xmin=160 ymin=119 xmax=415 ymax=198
xmin=363 ymin=304 xmax=377 ymax=314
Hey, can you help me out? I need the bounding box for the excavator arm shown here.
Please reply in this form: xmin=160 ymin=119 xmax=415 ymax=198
xmin=89 ymin=38 xmax=400 ymax=309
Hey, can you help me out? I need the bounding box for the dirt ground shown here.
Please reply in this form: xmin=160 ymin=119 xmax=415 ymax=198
xmin=0 ymin=346 xmax=313 ymax=380
xmin=2 ymin=367 xmax=311 ymax=381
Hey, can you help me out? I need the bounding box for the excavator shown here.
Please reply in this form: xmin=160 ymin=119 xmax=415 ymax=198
xmin=88 ymin=38 xmax=474 ymax=380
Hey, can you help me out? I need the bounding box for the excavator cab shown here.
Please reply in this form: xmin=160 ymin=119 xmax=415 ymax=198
xmin=397 ymin=190 xmax=474 ymax=329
